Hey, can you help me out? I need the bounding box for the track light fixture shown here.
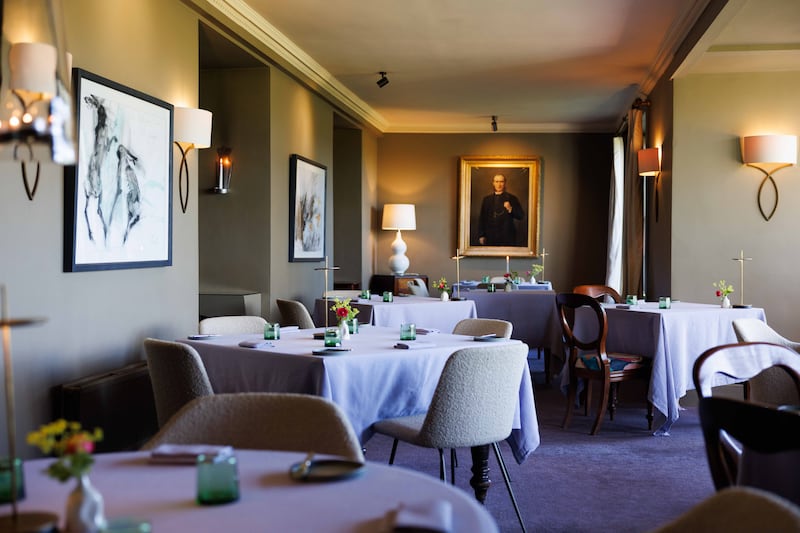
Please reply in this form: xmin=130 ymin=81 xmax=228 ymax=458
xmin=376 ymin=71 xmax=389 ymax=88
xmin=491 ymin=115 xmax=498 ymax=132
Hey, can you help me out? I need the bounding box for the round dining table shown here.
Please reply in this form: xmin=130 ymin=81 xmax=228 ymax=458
xmin=12 ymin=449 xmax=498 ymax=532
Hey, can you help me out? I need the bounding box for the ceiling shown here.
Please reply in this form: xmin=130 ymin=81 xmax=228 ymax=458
xmin=202 ymin=0 xmax=800 ymax=134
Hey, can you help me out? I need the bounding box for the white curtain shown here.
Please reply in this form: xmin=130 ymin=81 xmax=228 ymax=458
xmin=605 ymin=136 xmax=624 ymax=293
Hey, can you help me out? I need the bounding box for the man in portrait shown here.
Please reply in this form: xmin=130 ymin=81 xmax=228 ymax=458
xmin=476 ymin=173 xmax=524 ymax=246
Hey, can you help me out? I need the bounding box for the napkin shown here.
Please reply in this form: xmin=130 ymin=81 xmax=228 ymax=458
xmin=238 ymin=339 xmax=274 ymax=348
xmin=394 ymin=341 xmax=437 ymax=350
xmin=149 ymin=444 xmax=234 ymax=464
xmin=386 ymin=500 xmax=452 ymax=532
xmin=415 ymin=328 xmax=440 ymax=335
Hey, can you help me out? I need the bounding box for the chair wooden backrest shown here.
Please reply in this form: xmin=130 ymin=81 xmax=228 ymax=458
xmin=556 ymin=292 xmax=609 ymax=369
xmin=416 ymin=344 xmax=529 ymax=448
xmin=572 ymin=284 xmax=622 ymax=304
xmin=276 ymin=299 xmax=316 ymax=329
xmin=698 ymin=395 xmax=800 ymax=498
xmin=198 ymin=315 xmax=267 ymax=335
xmin=142 ymin=392 xmax=364 ymax=462
xmin=452 ymin=318 xmax=513 ymax=339
xmin=144 ymin=338 xmax=214 ymax=427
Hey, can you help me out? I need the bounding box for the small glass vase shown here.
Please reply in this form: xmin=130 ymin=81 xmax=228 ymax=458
xmin=721 ymin=295 xmax=731 ymax=309
xmin=65 ymin=474 xmax=106 ymax=533
xmin=339 ymin=319 xmax=351 ymax=340
xmin=440 ymin=290 xmax=449 ymax=302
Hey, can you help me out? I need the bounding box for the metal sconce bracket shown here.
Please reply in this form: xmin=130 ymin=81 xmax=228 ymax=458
xmin=747 ymin=163 xmax=791 ymax=222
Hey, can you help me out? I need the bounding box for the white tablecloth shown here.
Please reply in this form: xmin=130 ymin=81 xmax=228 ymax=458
xmin=314 ymin=296 xmax=477 ymax=333
xmin=562 ymin=301 xmax=767 ymax=434
xmin=15 ymin=450 xmax=498 ymax=532
xmin=185 ymin=326 xmax=539 ymax=464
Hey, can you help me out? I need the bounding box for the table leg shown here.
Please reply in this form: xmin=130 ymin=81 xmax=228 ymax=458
xmin=469 ymin=444 xmax=491 ymax=503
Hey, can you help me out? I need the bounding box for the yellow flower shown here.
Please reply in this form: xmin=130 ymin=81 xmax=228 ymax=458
xmin=27 ymin=419 xmax=103 ymax=482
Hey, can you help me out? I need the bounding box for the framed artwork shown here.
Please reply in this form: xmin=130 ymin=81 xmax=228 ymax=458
xmin=289 ymin=154 xmax=327 ymax=262
xmin=458 ymin=155 xmax=540 ymax=257
xmin=64 ymin=68 xmax=173 ymax=272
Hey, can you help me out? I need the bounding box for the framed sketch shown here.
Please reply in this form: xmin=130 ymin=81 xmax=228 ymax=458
xmin=289 ymin=154 xmax=327 ymax=262
xmin=64 ymin=68 xmax=173 ymax=272
xmin=458 ymin=155 xmax=540 ymax=257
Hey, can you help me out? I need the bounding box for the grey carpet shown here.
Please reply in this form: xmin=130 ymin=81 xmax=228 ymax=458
xmin=363 ymin=356 xmax=716 ymax=532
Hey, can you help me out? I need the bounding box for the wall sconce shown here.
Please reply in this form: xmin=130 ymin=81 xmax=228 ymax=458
xmin=173 ymin=107 xmax=212 ymax=213
xmin=742 ymin=134 xmax=797 ymax=221
xmin=491 ymin=115 xmax=498 ymax=132
xmin=381 ymin=204 xmax=416 ymax=275
xmin=0 ymin=0 xmax=77 ymax=201
xmin=213 ymin=146 xmax=232 ymax=194
xmin=638 ymin=147 xmax=661 ymax=221
xmin=376 ymin=71 xmax=389 ymax=88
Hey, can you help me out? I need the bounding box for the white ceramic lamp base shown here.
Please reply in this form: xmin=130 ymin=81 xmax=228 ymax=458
xmin=388 ymin=230 xmax=410 ymax=275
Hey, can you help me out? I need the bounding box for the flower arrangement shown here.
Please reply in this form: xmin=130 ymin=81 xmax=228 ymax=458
xmin=713 ymin=279 xmax=734 ymax=300
xmin=526 ymin=264 xmax=544 ymax=279
xmin=27 ymin=419 xmax=103 ymax=482
xmin=503 ymin=271 xmax=520 ymax=284
xmin=434 ymin=277 xmax=449 ymax=293
xmin=330 ymin=298 xmax=359 ymax=322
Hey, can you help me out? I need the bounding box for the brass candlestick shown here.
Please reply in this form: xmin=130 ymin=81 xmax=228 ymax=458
xmin=314 ymin=256 xmax=340 ymax=329
xmin=539 ymin=247 xmax=549 ymax=282
xmin=731 ymin=250 xmax=753 ymax=308
xmin=451 ymin=249 xmax=465 ymax=300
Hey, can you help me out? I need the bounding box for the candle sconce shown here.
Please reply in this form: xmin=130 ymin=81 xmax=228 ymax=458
xmin=212 ymin=146 xmax=233 ymax=194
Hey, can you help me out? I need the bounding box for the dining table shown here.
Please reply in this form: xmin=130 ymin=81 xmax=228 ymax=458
xmin=12 ymin=449 xmax=498 ymax=532
xmin=459 ymin=289 xmax=563 ymax=382
xmin=562 ymin=301 xmax=767 ymax=435
xmin=312 ymin=295 xmax=478 ymax=333
xmin=183 ymin=325 xmax=539 ymax=503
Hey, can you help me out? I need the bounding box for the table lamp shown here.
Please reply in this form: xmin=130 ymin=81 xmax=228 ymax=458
xmin=381 ymin=204 xmax=416 ymax=275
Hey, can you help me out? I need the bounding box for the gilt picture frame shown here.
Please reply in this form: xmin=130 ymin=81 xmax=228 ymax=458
xmin=289 ymin=154 xmax=327 ymax=262
xmin=64 ymin=68 xmax=173 ymax=272
xmin=458 ymin=155 xmax=540 ymax=257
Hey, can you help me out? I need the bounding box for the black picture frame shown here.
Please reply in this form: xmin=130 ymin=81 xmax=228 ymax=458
xmin=64 ymin=68 xmax=173 ymax=272
xmin=289 ymin=154 xmax=327 ymax=262
xmin=458 ymin=155 xmax=541 ymax=257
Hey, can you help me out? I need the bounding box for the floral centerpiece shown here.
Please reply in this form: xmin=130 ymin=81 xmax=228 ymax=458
xmin=503 ymin=271 xmax=520 ymax=284
xmin=28 ymin=420 xmax=106 ymax=532
xmin=526 ymin=264 xmax=544 ymax=282
xmin=330 ymin=298 xmax=359 ymax=325
xmin=434 ymin=277 xmax=450 ymax=301
xmin=713 ymin=279 xmax=733 ymax=308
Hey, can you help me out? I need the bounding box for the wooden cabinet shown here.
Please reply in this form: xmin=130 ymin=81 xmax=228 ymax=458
xmin=369 ymin=275 xmax=429 ymax=296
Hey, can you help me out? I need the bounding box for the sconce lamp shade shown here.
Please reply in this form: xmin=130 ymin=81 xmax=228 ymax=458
xmin=742 ymin=135 xmax=797 ymax=166
xmin=9 ymin=42 xmax=57 ymax=95
xmin=382 ymin=204 xmax=416 ymax=275
xmin=637 ymin=147 xmax=660 ymax=176
xmin=381 ymin=204 xmax=416 ymax=230
xmin=173 ymin=107 xmax=212 ymax=148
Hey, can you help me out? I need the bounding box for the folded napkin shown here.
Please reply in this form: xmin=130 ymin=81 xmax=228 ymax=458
xmin=394 ymin=341 xmax=437 ymax=350
xmin=149 ymin=444 xmax=234 ymax=464
xmin=238 ymin=339 xmax=274 ymax=348
xmin=415 ymin=328 xmax=440 ymax=335
xmin=386 ymin=500 xmax=452 ymax=532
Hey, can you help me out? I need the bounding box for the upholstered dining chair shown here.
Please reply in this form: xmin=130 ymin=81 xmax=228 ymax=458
xmin=372 ymin=344 xmax=529 ymax=532
xmin=556 ymin=292 xmax=653 ymax=435
xmin=572 ymin=284 xmax=623 ymax=303
xmin=452 ymin=318 xmax=513 ymax=339
xmin=142 ymin=392 xmax=364 ymax=463
xmin=732 ymin=318 xmax=800 ymax=405
xmin=276 ymin=299 xmax=316 ymax=329
xmin=198 ymin=315 xmax=268 ymax=335
xmin=144 ymin=338 xmax=214 ymax=427
xmin=697 ymin=395 xmax=800 ymax=504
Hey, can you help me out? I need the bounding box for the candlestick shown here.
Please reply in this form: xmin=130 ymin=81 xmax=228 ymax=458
xmin=451 ymin=249 xmax=465 ymax=300
xmin=505 ymin=255 xmax=510 ymax=274
xmin=539 ymin=247 xmax=549 ymax=281
xmin=731 ymin=249 xmax=752 ymax=308
xmin=314 ymin=256 xmax=340 ymax=328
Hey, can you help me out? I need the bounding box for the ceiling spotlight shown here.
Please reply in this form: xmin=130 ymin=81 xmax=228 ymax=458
xmin=377 ymin=71 xmax=389 ymax=88
xmin=491 ymin=115 xmax=498 ymax=132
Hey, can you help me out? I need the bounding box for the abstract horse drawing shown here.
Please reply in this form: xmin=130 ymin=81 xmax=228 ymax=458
xmin=115 ymin=144 xmax=142 ymax=244
xmin=83 ymin=94 xmax=117 ymax=243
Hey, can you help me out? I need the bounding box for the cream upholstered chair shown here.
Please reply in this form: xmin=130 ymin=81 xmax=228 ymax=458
xmin=142 ymin=392 xmax=364 ymax=462
xmin=406 ymin=278 xmax=429 ymax=297
xmin=276 ymin=299 xmax=316 ymax=329
xmin=373 ymin=344 xmax=529 ymax=531
xmin=144 ymin=338 xmax=214 ymax=427
xmin=198 ymin=315 xmax=267 ymax=335
xmin=732 ymin=319 xmax=800 ymax=405
xmin=651 ymin=486 xmax=800 ymax=533
xmin=323 ymin=290 xmax=362 ymax=299
xmin=452 ymin=318 xmax=513 ymax=339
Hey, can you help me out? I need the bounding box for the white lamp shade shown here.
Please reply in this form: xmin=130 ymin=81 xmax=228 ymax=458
xmin=9 ymin=42 xmax=57 ymax=95
xmin=742 ymin=135 xmax=797 ymax=165
xmin=637 ymin=147 xmax=660 ymax=176
xmin=382 ymin=204 xmax=416 ymax=230
xmin=174 ymin=107 xmax=212 ymax=148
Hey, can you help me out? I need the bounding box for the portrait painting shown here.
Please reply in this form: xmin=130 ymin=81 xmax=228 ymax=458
xmin=458 ymin=156 xmax=540 ymax=257
xmin=64 ymin=69 xmax=173 ymax=272
xmin=289 ymin=154 xmax=327 ymax=262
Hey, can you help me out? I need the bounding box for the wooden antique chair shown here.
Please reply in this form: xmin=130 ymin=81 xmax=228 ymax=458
xmin=572 ymin=284 xmax=622 ymax=304
xmin=556 ymin=292 xmax=653 ymax=435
